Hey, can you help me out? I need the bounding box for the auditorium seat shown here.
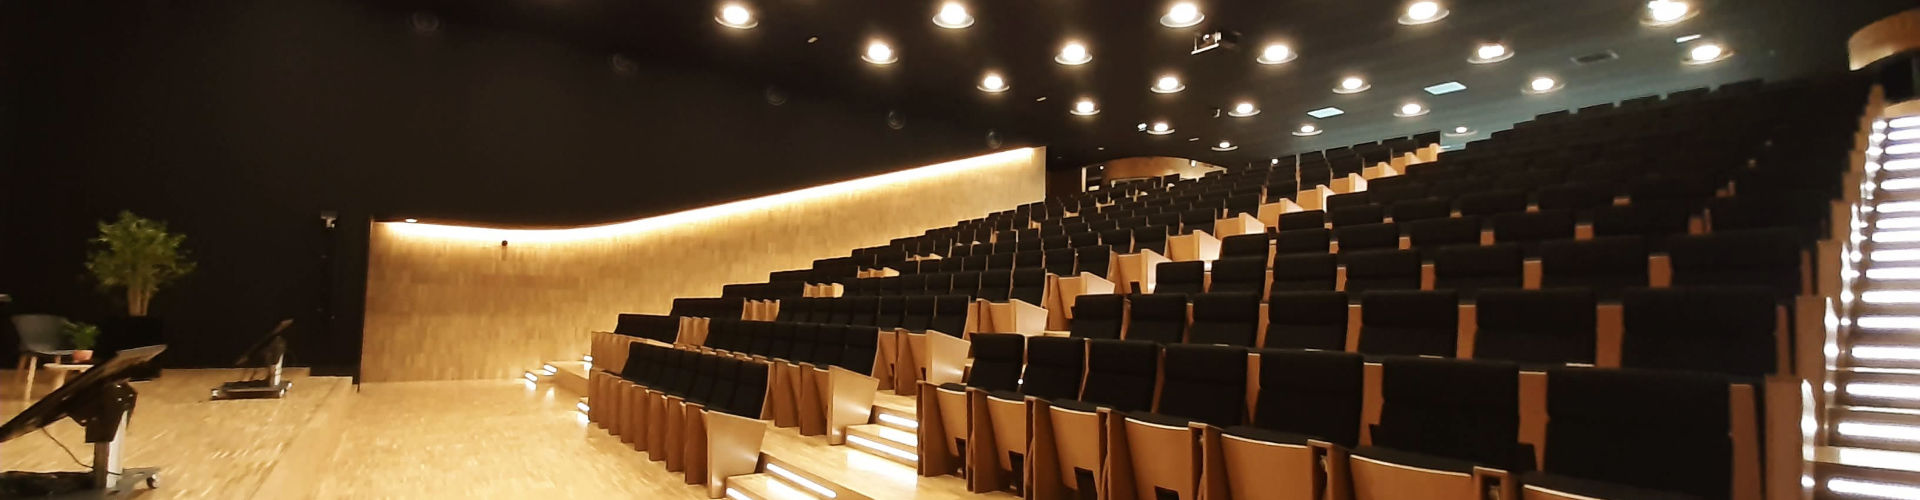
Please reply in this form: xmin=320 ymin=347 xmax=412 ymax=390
xmin=1521 ymin=367 xmax=1732 ymax=500
xmin=1538 ymin=236 xmax=1650 ymax=301
xmin=1408 ymin=217 xmax=1483 ymax=259
xmin=1155 ymin=260 xmax=1207 ymax=294
xmin=1135 ymin=225 xmax=1172 ymax=255
xmin=1666 ymin=228 xmax=1806 ymax=298
xmin=1341 ymin=249 xmax=1423 ymax=294
xmin=1622 ymin=286 xmax=1780 ymax=378
xmin=1010 ymin=268 xmax=1045 ymax=304
xmin=1270 ymin=253 xmax=1339 ymax=292
xmin=1118 ymin=344 xmax=1248 ymax=500
xmin=1591 ymin=202 xmax=1692 ymax=249
xmin=1220 ymin=349 xmax=1366 ymax=500
xmin=1264 ymin=291 xmax=1350 ymax=350
xmin=1208 ymin=256 xmax=1267 ymax=295
xmin=1535 ymin=183 xmax=1616 ymax=220
xmin=1102 ymin=228 xmax=1135 ymax=253
xmin=1278 ymin=210 xmax=1327 ymax=231
xmin=1076 ymin=245 xmax=1115 ymax=279
xmin=1349 ymin=357 xmax=1527 ymax=500
xmin=1189 ymin=292 xmax=1261 ymax=346
xmin=1388 ymin=198 xmax=1453 ymax=225
xmin=1358 ymin=290 xmax=1459 ymax=358
xmin=1330 ymin=204 xmax=1386 ymax=228
xmin=1126 ymin=293 xmax=1189 ymax=344
xmin=1432 ymin=243 xmax=1523 ymax=299
xmin=1336 ymin=222 xmax=1401 ymax=252
xmin=1219 ymin=233 xmax=1270 ymax=263
xmin=1472 ymin=288 xmax=1597 ymax=367
xmin=1273 ymin=228 xmax=1333 ymax=256
xmin=951 ymin=271 xmax=982 ymax=298
xmin=1070 ymin=294 xmax=1125 ymax=340
xmin=1038 ymin=339 xmax=1161 ymax=499
xmin=930 ymin=295 xmax=972 ymax=336
xmin=1458 ymin=189 xmax=1530 ymax=220
xmin=902 ymin=295 xmax=937 ymax=332
xmin=1492 ymin=210 xmax=1575 ymax=257
xmin=978 ymin=270 xmax=1013 ymax=302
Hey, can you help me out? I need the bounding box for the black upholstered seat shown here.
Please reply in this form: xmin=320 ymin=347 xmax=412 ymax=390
xmin=1472 ymin=288 xmax=1597 ymax=367
xmin=1432 ymin=243 xmax=1523 ymax=299
xmin=1357 ymin=290 xmax=1459 ymax=358
xmin=1126 ymin=293 xmax=1189 ymax=344
xmin=1070 ymin=294 xmax=1125 ymax=340
xmin=1341 ymin=249 xmax=1422 ymax=294
xmin=1523 ymin=367 xmax=1731 ymax=500
xmin=1539 ymin=236 xmax=1649 ymax=301
xmin=1155 ymin=260 xmax=1206 ymax=295
xmin=1189 ymin=292 xmax=1261 ymax=347
xmin=1622 ymin=286 xmax=1777 ymax=378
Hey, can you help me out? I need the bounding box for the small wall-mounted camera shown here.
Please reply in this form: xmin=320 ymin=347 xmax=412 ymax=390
xmin=1192 ymin=30 xmax=1241 ymax=55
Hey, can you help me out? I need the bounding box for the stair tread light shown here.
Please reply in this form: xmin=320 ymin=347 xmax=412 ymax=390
xmin=1056 ymin=41 xmax=1091 ymax=65
xmin=862 ymin=41 xmax=897 ymax=64
xmin=1258 ymin=44 xmax=1296 ymax=64
xmin=717 ymin=3 xmax=758 ymax=29
xmin=933 ymin=2 xmax=974 ymax=29
xmin=1152 ymin=75 xmax=1185 ymax=93
xmin=1162 ymin=2 xmax=1204 ymax=28
xmin=978 ymin=73 xmax=1008 ymax=92
xmin=1469 ymin=43 xmax=1513 ymax=64
xmin=1644 ymin=0 xmax=1696 ymax=25
xmin=1828 ymin=477 xmax=1920 ymax=500
xmin=1071 ymin=98 xmax=1099 ymax=116
xmin=1526 ymin=76 xmax=1563 ymax=94
xmin=1229 ymin=101 xmax=1259 ymax=117
xmin=1395 ymin=102 xmax=1429 ymax=117
xmin=1399 ymin=1 xmax=1448 ymax=25
xmin=1293 ymin=124 xmax=1323 ymax=136
xmin=1334 ymin=76 xmax=1370 ymax=94
xmin=1686 ymin=42 xmax=1729 ymax=64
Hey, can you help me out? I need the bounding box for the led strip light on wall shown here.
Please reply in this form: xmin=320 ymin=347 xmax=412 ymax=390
xmin=384 ymin=148 xmax=1038 ymax=243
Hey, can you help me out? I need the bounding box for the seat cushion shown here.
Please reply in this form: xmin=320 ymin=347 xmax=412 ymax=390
xmin=1519 ymin=472 xmax=1704 ymax=500
xmin=1222 ymin=425 xmax=1316 ymax=446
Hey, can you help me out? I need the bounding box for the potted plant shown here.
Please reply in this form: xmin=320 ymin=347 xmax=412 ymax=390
xmin=63 ymin=321 xmax=101 ymax=362
xmin=85 ymin=211 xmax=196 ymax=317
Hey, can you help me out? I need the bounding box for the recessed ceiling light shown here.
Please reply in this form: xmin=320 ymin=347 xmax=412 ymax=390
xmin=1685 ymin=42 xmax=1730 ymax=64
xmin=1524 ymin=76 xmax=1564 ymax=94
xmin=1035 ymin=96 xmax=1047 ymax=101
xmin=1333 ymin=76 xmax=1370 ymax=94
xmin=1643 ymin=0 xmax=1697 ymax=26
xmin=978 ymin=73 xmax=1008 ymax=92
xmin=1137 ymin=122 xmax=1148 ymax=131
xmin=1151 ymin=75 xmax=1186 ymax=93
xmin=1446 ymin=125 xmax=1476 ymax=136
xmin=1257 ymin=43 xmax=1297 ymax=65
xmin=1147 ymin=121 xmax=1175 ymax=135
xmin=933 ymin=2 xmax=974 ymax=29
xmin=1056 ymin=42 xmax=1092 ymax=65
xmin=716 ymin=3 xmax=758 ymax=29
xmin=862 ymin=40 xmax=897 ymax=64
xmin=1211 ymin=140 xmax=1238 ymax=151
xmin=1424 ymin=81 xmax=1467 ymax=95
xmin=404 ymin=218 xmax=419 ymax=223
xmin=1394 ymin=102 xmax=1429 ymax=117
xmin=1468 ymin=42 xmax=1513 ymax=64
xmin=1228 ymin=101 xmax=1260 ymax=117
xmin=1161 ymin=2 xmax=1204 ymax=28
xmin=1675 ymin=34 xmax=1703 ymax=43
xmin=1188 ymin=137 xmax=1200 ymax=142
xmin=1307 ymin=107 xmax=1345 ymax=118
xmin=1071 ymin=98 xmax=1100 ymax=116
xmin=1399 ymin=1 xmax=1448 ymax=25
xmin=1292 ymin=124 xmax=1324 ymax=136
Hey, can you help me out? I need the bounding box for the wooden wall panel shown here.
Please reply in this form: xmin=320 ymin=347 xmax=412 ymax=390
xmin=361 ymin=148 xmax=1046 ymax=382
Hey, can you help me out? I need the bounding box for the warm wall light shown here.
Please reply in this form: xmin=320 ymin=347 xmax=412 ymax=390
xmin=384 ymin=148 xmax=1038 ymax=243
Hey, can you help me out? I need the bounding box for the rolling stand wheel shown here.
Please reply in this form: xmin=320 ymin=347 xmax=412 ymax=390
xmin=147 ymin=473 xmax=159 ymax=489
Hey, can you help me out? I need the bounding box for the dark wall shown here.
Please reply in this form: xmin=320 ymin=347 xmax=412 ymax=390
xmin=0 ymin=0 xmax=990 ymax=371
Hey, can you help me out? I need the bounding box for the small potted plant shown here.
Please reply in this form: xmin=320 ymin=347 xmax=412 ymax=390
xmin=63 ymin=321 xmax=101 ymax=362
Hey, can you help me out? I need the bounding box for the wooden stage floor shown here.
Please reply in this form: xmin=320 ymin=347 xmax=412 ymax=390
xmin=0 ymin=369 xmax=709 ymax=499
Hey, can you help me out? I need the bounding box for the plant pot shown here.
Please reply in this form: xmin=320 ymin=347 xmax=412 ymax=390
xmin=71 ymin=350 xmax=93 ymax=363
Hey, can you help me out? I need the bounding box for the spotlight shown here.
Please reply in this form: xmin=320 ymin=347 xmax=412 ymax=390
xmin=1071 ymin=98 xmax=1100 ymax=116
xmin=1333 ymin=76 xmax=1370 ymax=94
xmin=862 ymin=41 xmax=897 ymax=64
xmin=1257 ymin=43 xmax=1296 ymax=64
xmin=1056 ymin=42 xmax=1091 ymax=65
xmin=1162 ymin=2 xmax=1204 ymax=28
xmin=716 ymin=3 xmax=758 ymax=29
xmin=1151 ymin=75 xmax=1186 ymax=94
xmin=1468 ymin=42 xmax=1513 ymax=64
xmin=1399 ymin=1 xmax=1448 ymax=25
xmin=1228 ymin=102 xmax=1259 ymax=117
xmin=1394 ymin=102 xmax=1429 ymax=117
xmin=1147 ymin=122 xmax=1175 ymax=135
xmin=933 ymin=2 xmax=974 ymax=29
xmin=1685 ymin=42 xmax=1730 ymax=64
xmin=1211 ymin=140 xmax=1238 ymax=152
xmin=1292 ymin=124 xmax=1323 ymax=136
xmin=1643 ymin=0 xmax=1696 ymax=25
xmin=1446 ymin=125 xmax=1476 ymax=137
xmin=1524 ymin=76 xmax=1563 ymax=94
xmin=978 ymin=73 xmax=1008 ymax=93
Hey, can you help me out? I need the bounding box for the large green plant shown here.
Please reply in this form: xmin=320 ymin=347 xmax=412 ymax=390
xmin=84 ymin=211 xmax=196 ymax=317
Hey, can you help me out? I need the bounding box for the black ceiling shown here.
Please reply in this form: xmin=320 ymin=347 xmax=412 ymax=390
xmin=384 ymin=0 xmax=1910 ymax=169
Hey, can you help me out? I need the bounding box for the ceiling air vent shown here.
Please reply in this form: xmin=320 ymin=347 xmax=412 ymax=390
xmin=1571 ymin=50 xmax=1619 ymax=65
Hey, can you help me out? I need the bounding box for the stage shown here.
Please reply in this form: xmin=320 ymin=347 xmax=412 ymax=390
xmin=0 ymin=369 xmax=707 ymax=499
